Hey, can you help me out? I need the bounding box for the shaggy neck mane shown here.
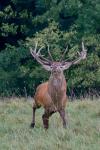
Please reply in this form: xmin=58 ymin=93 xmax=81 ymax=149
xmin=48 ymin=72 xmax=65 ymax=95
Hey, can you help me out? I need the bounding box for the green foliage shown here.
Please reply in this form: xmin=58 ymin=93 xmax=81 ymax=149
xmin=0 ymin=0 xmax=100 ymax=96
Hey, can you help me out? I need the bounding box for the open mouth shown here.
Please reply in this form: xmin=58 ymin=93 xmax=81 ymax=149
xmin=53 ymin=71 xmax=61 ymax=75
xmin=54 ymin=72 xmax=57 ymax=74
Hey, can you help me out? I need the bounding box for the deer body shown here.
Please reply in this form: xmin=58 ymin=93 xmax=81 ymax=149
xmin=30 ymin=42 xmax=87 ymax=129
xmin=34 ymin=72 xmax=67 ymax=110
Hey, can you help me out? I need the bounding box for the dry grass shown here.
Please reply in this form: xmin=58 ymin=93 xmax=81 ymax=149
xmin=0 ymin=98 xmax=100 ymax=150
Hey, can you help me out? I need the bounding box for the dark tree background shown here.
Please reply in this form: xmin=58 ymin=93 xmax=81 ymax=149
xmin=0 ymin=0 xmax=100 ymax=98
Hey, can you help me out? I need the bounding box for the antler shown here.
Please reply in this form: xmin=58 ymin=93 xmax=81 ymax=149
xmin=30 ymin=42 xmax=52 ymax=71
xmin=60 ymin=45 xmax=68 ymax=62
xmin=72 ymin=42 xmax=87 ymax=64
xmin=61 ymin=42 xmax=87 ymax=70
xmin=47 ymin=45 xmax=54 ymax=61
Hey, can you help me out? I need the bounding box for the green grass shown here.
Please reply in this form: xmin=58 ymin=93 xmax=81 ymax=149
xmin=0 ymin=98 xmax=100 ymax=150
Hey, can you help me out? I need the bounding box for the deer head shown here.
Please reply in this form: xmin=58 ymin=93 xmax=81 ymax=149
xmin=30 ymin=42 xmax=87 ymax=76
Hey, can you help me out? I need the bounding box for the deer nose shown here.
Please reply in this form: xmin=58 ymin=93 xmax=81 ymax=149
xmin=54 ymin=67 xmax=58 ymax=71
xmin=54 ymin=68 xmax=61 ymax=73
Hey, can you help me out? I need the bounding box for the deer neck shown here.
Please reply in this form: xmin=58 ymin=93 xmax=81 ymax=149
xmin=48 ymin=72 xmax=66 ymax=93
xmin=48 ymin=72 xmax=66 ymax=109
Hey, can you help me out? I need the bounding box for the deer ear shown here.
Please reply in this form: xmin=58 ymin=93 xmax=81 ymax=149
xmin=42 ymin=64 xmax=51 ymax=71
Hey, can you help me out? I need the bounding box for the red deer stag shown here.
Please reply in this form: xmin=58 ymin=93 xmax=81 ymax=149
xmin=30 ymin=42 xmax=87 ymax=129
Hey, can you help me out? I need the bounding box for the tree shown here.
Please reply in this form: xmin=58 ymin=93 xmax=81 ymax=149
xmin=0 ymin=0 xmax=100 ymax=97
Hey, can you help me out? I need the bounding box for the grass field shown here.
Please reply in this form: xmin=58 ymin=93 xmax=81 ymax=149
xmin=0 ymin=98 xmax=100 ymax=150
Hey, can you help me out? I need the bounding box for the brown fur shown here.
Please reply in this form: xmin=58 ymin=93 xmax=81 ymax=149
xmin=31 ymin=70 xmax=68 ymax=129
xmin=30 ymin=42 xmax=87 ymax=129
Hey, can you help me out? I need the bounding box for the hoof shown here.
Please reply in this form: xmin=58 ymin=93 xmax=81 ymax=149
xmin=44 ymin=126 xmax=49 ymax=130
xmin=63 ymin=123 xmax=68 ymax=129
xmin=63 ymin=125 xmax=67 ymax=129
xmin=30 ymin=122 xmax=35 ymax=128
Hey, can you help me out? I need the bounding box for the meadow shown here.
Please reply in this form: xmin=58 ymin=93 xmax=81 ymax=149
xmin=0 ymin=98 xmax=100 ymax=150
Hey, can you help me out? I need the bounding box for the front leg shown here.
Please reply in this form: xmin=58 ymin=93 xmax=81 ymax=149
xmin=58 ymin=95 xmax=68 ymax=128
xmin=42 ymin=109 xmax=56 ymax=129
xmin=58 ymin=109 xmax=68 ymax=128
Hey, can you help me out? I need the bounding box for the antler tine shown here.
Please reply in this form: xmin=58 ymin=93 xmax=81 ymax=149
xmin=81 ymin=41 xmax=87 ymax=59
xmin=34 ymin=41 xmax=38 ymax=53
xmin=47 ymin=45 xmax=53 ymax=61
xmin=82 ymin=41 xmax=85 ymax=51
xmin=73 ymin=41 xmax=87 ymax=64
xmin=37 ymin=46 xmax=44 ymax=55
xmin=30 ymin=41 xmax=38 ymax=55
xmin=60 ymin=45 xmax=68 ymax=62
xmin=77 ymin=41 xmax=87 ymax=55
xmin=82 ymin=41 xmax=87 ymax=52
xmin=30 ymin=47 xmax=34 ymax=56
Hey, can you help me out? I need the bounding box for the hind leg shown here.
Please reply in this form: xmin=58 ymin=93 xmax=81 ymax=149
xmin=30 ymin=107 xmax=36 ymax=128
xmin=42 ymin=109 xmax=56 ymax=129
xmin=58 ymin=109 xmax=68 ymax=128
xmin=30 ymin=101 xmax=40 ymax=128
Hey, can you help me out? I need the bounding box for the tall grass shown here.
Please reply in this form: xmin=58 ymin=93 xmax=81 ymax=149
xmin=0 ymin=98 xmax=100 ymax=150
